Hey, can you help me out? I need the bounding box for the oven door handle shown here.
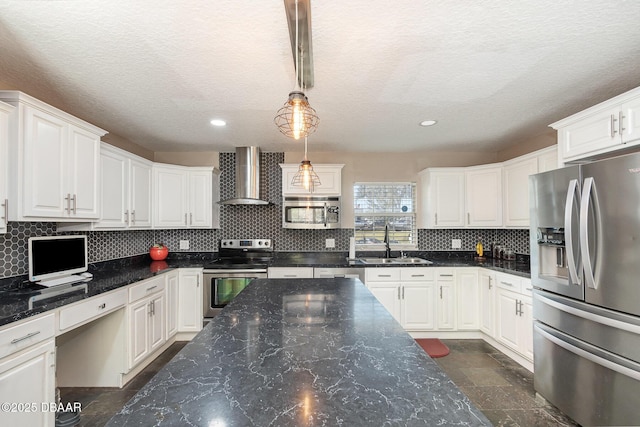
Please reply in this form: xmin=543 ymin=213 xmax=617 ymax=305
xmin=204 ymin=269 xmax=267 ymax=275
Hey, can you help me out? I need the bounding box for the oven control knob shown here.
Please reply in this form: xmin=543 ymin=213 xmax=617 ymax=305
xmin=264 ymin=241 xmax=269 ymax=246
xmin=258 ymin=241 xmax=263 ymax=245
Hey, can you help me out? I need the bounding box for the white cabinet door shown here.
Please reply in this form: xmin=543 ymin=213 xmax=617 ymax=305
xmin=496 ymin=289 xmax=520 ymax=351
xmin=435 ymin=270 xmax=456 ymax=330
xmin=456 ymin=269 xmax=479 ymax=330
xmin=621 ymin=97 xmax=640 ymax=144
xmin=128 ymin=298 xmax=150 ymax=369
xmin=560 ymin=107 xmax=621 ymax=161
xmin=0 ymin=340 xmax=56 ymax=427
xmin=178 ymin=269 xmax=203 ymax=333
xmin=188 ymin=170 xmax=212 ymax=227
xmin=368 ymin=283 xmax=402 ymax=324
xmin=536 ymin=146 xmax=558 ymax=173
xmin=420 ymin=169 xmax=466 ymax=228
xmin=479 ymin=269 xmax=495 ymax=337
xmin=130 ymin=158 xmax=152 ymax=228
xmin=521 ymin=296 xmax=534 ymax=360
xmin=402 ymin=282 xmax=435 ymax=330
xmin=148 ymin=293 xmax=166 ymax=353
xmin=0 ymin=102 xmax=12 ymax=233
xmin=97 ymin=147 xmax=128 ymax=228
xmin=280 ymin=164 xmax=344 ymax=196
xmin=503 ymin=157 xmax=538 ymax=227
xmin=154 ymin=166 xmax=188 ymax=227
xmin=67 ymin=125 xmax=100 ymax=219
xmin=166 ymin=271 xmax=179 ymax=340
xmin=466 ymin=165 xmax=502 ymax=227
xmin=23 ymin=106 xmax=68 ymax=218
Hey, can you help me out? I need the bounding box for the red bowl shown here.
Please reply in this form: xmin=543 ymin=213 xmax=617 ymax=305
xmin=149 ymin=246 xmax=168 ymax=261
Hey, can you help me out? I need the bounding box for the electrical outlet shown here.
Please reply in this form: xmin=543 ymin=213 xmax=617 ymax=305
xmin=179 ymin=240 xmax=190 ymax=250
xmin=451 ymin=239 xmax=462 ymax=249
xmin=325 ymin=238 xmax=335 ymax=248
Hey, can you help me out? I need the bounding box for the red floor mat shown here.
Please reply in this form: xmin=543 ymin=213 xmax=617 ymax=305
xmin=415 ymin=338 xmax=450 ymax=358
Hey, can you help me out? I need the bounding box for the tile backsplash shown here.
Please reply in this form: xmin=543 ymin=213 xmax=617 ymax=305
xmin=0 ymin=152 xmax=530 ymax=278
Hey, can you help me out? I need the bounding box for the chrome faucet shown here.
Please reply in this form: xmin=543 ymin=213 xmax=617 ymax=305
xmin=384 ymin=225 xmax=391 ymax=258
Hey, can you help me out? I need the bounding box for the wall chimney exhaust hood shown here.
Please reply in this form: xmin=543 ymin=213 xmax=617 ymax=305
xmin=219 ymin=147 xmax=270 ymax=205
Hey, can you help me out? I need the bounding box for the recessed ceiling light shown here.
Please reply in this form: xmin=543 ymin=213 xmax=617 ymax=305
xmin=419 ymin=120 xmax=437 ymax=127
xmin=210 ymin=119 xmax=226 ymax=127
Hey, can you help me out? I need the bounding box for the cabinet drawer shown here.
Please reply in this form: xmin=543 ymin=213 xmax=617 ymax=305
xmin=0 ymin=313 xmax=55 ymax=358
xmin=496 ymin=273 xmax=522 ymax=293
xmin=59 ymin=289 xmax=126 ymax=332
xmin=400 ymin=268 xmax=435 ymax=281
xmin=365 ymin=268 xmax=401 ymax=282
xmin=435 ymin=269 xmax=455 ymax=281
xmin=129 ymin=276 xmax=166 ymax=303
xmin=521 ymin=278 xmax=533 ymax=296
xmin=267 ymin=267 xmax=314 ymax=279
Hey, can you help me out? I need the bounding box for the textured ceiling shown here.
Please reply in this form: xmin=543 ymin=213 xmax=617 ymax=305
xmin=1 ymin=0 xmax=640 ymax=154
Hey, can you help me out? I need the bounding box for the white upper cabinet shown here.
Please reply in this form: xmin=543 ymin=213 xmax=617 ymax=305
xmin=536 ymin=145 xmax=558 ymax=173
xmin=95 ymin=144 xmax=152 ymax=230
xmin=0 ymin=91 xmax=106 ymax=222
xmin=502 ymin=157 xmax=537 ymax=228
xmin=419 ymin=168 xmax=466 ymax=228
xmin=551 ymin=86 xmax=640 ymax=164
xmin=465 ymin=164 xmax=502 ymax=227
xmin=153 ymin=164 xmax=213 ymax=228
xmin=0 ymin=101 xmax=13 ymax=234
xmin=280 ymin=164 xmax=344 ymax=196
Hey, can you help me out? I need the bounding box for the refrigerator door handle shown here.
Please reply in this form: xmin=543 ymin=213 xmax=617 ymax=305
xmin=564 ymin=179 xmax=581 ymax=285
xmin=535 ymin=323 xmax=640 ymax=381
xmin=580 ymin=177 xmax=597 ymax=289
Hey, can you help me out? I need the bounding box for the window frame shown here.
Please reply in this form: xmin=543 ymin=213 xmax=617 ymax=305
xmin=353 ymin=181 xmax=418 ymax=250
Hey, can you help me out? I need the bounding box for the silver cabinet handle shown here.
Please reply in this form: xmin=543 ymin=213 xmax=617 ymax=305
xmin=190 ymin=212 xmax=193 ymax=225
xmin=397 ymin=286 xmax=401 ymax=299
xmin=197 ymin=275 xmax=200 ymax=287
xmin=440 ymin=286 xmax=443 ymax=299
xmin=125 ymin=210 xmax=129 ymax=223
xmin=402 ymin=287 xmax=405 ymax=299
xmin=131 ymin=210 xmax=136 ymax=224
xmin=620 ymin=111 xmax=626 ymax=135
xmin=146 ymin=285 xmax=158 ymax=292
xmin=378 ymin=274 xmax=392 ymax=278
xmin=435 ymin=213 xmax=438 ymax=225
xmin=611 ymin=114 xmax=618 ymax=136
xmin=184 ymin=213 xmax=188 ymax=225
xmin=284 ymin=275 xmax=296 ymax=277
xmin=501 ymin=281 xmax=514 ymax=287
xmin=467 ymin=212 xmax=470 ymax=224
xmin=515 ymin=300 xmax=519 ymax=315
xmin=11 ymin=331 xmax=41 ymax=344
xmin=98 ymin=303 xmax=106 ymax=310
xmin=411 ymin=274 xmax=425 ymax=277
xmin=439 ymin=274 xmax=453 ymax=277
xmin=488 ymin=276 xmax=492 ymax=289
xmin=72 ymin=194 xmax=77 ymax=214
xmin=1 ymin=199 xmax=7 ymax=225
xmin=65 ymin=193 xmax=71 ymax=213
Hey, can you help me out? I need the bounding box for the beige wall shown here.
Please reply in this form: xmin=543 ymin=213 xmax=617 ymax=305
xmin=497 ymin=130 xmax=557 ymax=162
xmin=154 ymin=151 xmax=219 ymax=168
xmin=103 ymin=134 xmax=154 ymax=161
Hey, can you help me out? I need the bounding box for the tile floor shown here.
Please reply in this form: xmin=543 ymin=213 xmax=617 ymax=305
xmin=434 ymin=339 xmax=578 ymax=427
xmin=60 ymin=339 xmax=577 ymax=426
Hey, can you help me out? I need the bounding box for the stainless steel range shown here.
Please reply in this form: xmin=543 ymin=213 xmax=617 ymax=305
xmin=203 ymin=239 xmax=273 ymax=318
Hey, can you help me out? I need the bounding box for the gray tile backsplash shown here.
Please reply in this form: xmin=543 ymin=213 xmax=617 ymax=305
xmin=0 ymin=152 xmax=530 ymax=278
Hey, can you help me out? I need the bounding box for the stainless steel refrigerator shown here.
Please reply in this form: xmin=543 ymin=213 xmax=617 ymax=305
xmin=529 ymin=152 xmax=640 ymax=426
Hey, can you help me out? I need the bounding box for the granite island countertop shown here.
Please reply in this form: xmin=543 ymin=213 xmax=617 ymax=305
xmin=106 ymin=278 xmax=491 ymax=426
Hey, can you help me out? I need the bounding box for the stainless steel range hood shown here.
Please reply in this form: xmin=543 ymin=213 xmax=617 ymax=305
xmin=219 ymin=147 xmax=270 ymax=205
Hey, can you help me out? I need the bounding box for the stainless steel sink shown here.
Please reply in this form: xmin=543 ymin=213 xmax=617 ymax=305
xmin=358 ymin=257 xmax=433 ymax=265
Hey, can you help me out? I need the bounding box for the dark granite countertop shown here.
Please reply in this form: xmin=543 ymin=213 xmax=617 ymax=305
xmin=0 ymin=250 xmax=528 ymax=329
xmin=106 ymin=278 xmax=491 ymax=426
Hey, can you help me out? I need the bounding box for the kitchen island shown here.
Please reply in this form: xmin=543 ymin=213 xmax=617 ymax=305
xmin=107 ymin=278 xmax=490 ymax=426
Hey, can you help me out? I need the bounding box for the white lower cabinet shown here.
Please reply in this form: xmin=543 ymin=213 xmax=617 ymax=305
xmin=435 ymin=269 xmax=456 ymax=330
xmin=0 ymin=340 xmax=56 ymax=427
xmin=365 ymin=268 xmax=436 ymax=330
xmin=495 ymin=273 xmax=533 ymax=360
xmin=127 ymin=276 xmax=166 ymax=370
xmin=479 ymin=269 xmax=496 ymax=337
xmin=178 ymin=269 xmax=203 ymax=334
xmin=267 ymin=267 xmax=314 ymax=279
xmin=456 ymin=268 xmax=479 ymax=330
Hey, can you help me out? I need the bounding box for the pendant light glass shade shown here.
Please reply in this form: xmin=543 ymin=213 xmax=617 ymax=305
xmin=291 ymin=137 xmax=321 ymax=192
xmin=274 ymin=91 xmax=319 ymax=140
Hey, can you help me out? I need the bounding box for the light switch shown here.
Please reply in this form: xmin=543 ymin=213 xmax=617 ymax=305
xmin=451 ymin=239 xmax=462 ymax=249
xmin=325 ymin=238 xmax=335 ymax=248
xmin=179 ymin=240 xmax=190 ymax=250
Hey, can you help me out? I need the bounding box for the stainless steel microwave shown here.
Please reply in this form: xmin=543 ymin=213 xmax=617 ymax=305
xmin=282 ymin=197 xmax=340 ymax=229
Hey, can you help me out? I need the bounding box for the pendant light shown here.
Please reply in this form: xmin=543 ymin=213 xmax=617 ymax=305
xmin=291 ymin=136 xmax=321 ymax=192
xmin=274 ymin=0 xmax=319 ymax=140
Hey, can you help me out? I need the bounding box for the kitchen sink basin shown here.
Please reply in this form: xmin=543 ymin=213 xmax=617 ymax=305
xmin=358 ymin=257 xmax=433 ymax=265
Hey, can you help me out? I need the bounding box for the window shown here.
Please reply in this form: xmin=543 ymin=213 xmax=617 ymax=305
xmin=354 ymin=182 xmax=417 ymax=247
